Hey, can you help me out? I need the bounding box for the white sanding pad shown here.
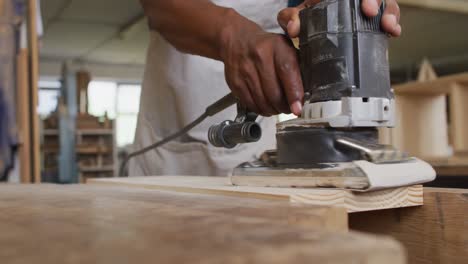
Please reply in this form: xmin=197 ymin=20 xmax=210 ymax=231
xmin=231 ymin=158 xmax=436 ymax=192
xmin=354 ymin=158 xmax=436 ymax=192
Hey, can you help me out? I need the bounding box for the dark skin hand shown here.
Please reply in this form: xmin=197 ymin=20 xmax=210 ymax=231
xmin=140 ymin=0 xmax=401 ymax=117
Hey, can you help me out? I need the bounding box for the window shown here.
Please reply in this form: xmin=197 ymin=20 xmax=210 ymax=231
xmin=116 ymin=84 xmax=141 ymax=147
xmin=88 ymin=81 xmax=141 ymax=147
xmin=38 ymin=79 xmax=61 ymax=118
xmin=88 ymin=81 xmax=117 ymax=118
xmin=38 ymin=90 xmax=59 ymax=117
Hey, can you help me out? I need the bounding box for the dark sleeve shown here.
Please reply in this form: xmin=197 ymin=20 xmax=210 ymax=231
xmin=288 ymin=0 xmax=303 ymax=7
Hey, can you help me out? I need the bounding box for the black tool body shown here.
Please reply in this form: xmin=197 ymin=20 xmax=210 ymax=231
xmin=299 ymin=0 xmax=392 ymax=103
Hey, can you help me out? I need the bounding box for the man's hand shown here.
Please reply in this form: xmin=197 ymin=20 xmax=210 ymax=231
xmin=278 ymin=0 xmax=401 ymax=38
xmin=141 ymin=0 xmax=304 ymax=116
xmin=219 ymin=0 xmax=402 ymax=117
xmin=220 ymin=13 xmax=304 ymax=116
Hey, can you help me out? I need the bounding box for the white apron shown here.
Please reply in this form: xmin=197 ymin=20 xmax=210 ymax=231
xmin=130 ymin=0 xmax=289 ymax=176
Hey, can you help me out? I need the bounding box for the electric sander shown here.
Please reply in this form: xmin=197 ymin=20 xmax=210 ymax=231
xmin=208 ymin=0 xmax=436 ymax=191
xmin=121 ymin=0 xmax=436 ymax=189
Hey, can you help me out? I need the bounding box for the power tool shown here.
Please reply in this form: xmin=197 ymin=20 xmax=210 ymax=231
xmin=121 ymin=0 xmax=436 ymax=190
xmin=208 ymin=0 xmax=436 ymax=191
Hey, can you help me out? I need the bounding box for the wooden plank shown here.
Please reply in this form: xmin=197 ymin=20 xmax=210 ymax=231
xmin=350 ymin=187 xmax=468 ymax=264
xmin=417 ymin=59 xmax=438 ymax=82
xmin=428 ymin=157 xmax=468 ymax=176
xmin=392 ymin=94 xmax=449 ymax=158
xmin=433 ymin=165 xmax=468 ymax=177
xmin=450 ymin=83 xmax=468 ymax=154
xmin=16 ymin=49 xmax=32 ymax=183
xmin=42 ymin=145 xmax=112 ymax=154
xmin=386 ymin=73 xmax=468 ymax=161
xmin=393 ymin=73 xmax=468 ymax=95
xmin=88 ymin=176 xmax=423 ymax=213
xmin=44 ymin=129 xmax=114 ymax=136
xmin=0 ymin=185 xmax=406 ymax=264
xmin=27 ymin=0 xmax=41 ymax=183
xmin=76 ymin=71 xmax=90 ymax=114
xmin=378 ymin=126 xmax=392 ymax=145
xmin=79 ymin=166 xmax=114 ymax=172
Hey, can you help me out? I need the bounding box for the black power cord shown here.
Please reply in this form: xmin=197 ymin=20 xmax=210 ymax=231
xmin=119 ymin=93 xmax=237 ymax=177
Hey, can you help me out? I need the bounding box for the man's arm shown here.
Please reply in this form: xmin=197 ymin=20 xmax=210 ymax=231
xmin=140 ymin=0 xmax=233 ymax=60
xmin=140 ymin=0 xmax=401 ymax=117
xmin=140 ymin=0 xmax=303 ymax=116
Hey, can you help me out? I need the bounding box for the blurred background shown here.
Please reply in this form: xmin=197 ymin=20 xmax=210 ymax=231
xmin=2 ymin=0 xmax=468 ymax=185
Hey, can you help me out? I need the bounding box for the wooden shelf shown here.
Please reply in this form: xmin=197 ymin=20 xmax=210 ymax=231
xmin=42 ymin=145 xmax=113 ymax=154
xmin=393 ymin=73 xmax=468 ymax=95
xmin=42 ymin=113 xmax=117 ymax=182
xmin=79 ymin=166 xmax=114 ymax=172
xmin=77 ymin=129 xmax=113 ymax=136
xmin=380 ymin=71 xmax=468 ymax=159
xmin=426 ymin=157 xmax=468 ymax=176
xmin=77 ymin=146 xmax=113 ymax=154
xmin=43 ymin=129 xmax=113 ymax=136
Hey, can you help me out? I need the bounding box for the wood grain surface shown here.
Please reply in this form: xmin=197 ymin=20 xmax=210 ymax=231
xmin=0 ymin=184 xmax=406 ymax=264
xmin=27 ymin=0 xmax=41 ymax=183
xmin=350 ymin=187 xmax=468 ymax=264
xmin=88 ymin=176 xmax=423 ymax=213
xmin=15 ymin=50 xmax=32 ymax=183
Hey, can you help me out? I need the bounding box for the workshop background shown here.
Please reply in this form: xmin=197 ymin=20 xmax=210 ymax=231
xmin=2 ymin=0 xmax=468 ymax=186
xmin=2 ymin=1 xmax=468 ymax=264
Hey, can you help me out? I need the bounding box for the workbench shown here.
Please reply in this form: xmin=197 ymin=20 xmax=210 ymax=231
xmin=1 ymin=181 xmax=467 ymax=264
xmin=90 ymin=176 xmax=468 ymax=264
xmin=0 ymin=184 xmax=404 ymax=264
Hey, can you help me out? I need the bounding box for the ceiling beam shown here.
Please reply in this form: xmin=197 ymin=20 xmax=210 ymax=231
xmin=399 ymin=0 xmax=468 ymax=15
xmin=119 ymin=14 xmax=147 ymax=40
xmin=39 ymin=58 xmax=145 ymax=81
xmin=44 ymin=0 xmax=73 ymax=30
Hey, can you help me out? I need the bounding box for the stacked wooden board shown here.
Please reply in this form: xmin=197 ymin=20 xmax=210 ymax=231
xmin=88 ymin=176 xmax=423 ymax=213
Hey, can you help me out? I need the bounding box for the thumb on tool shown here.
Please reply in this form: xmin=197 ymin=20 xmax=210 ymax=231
xmin=277 ymin=7 xmax=300 ymax=38
xmin=277 ymin=0 xmax=321 ymax=38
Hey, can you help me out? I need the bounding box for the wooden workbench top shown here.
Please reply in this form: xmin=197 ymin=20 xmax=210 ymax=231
xmin=87 ymin=176 xmax=468 ymax=263
xmin=0 ymin=184 xmax=404 ymax=264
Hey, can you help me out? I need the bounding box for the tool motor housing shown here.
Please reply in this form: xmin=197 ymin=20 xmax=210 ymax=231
xmin=299 ymin=0 xmax=394 ymax=127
